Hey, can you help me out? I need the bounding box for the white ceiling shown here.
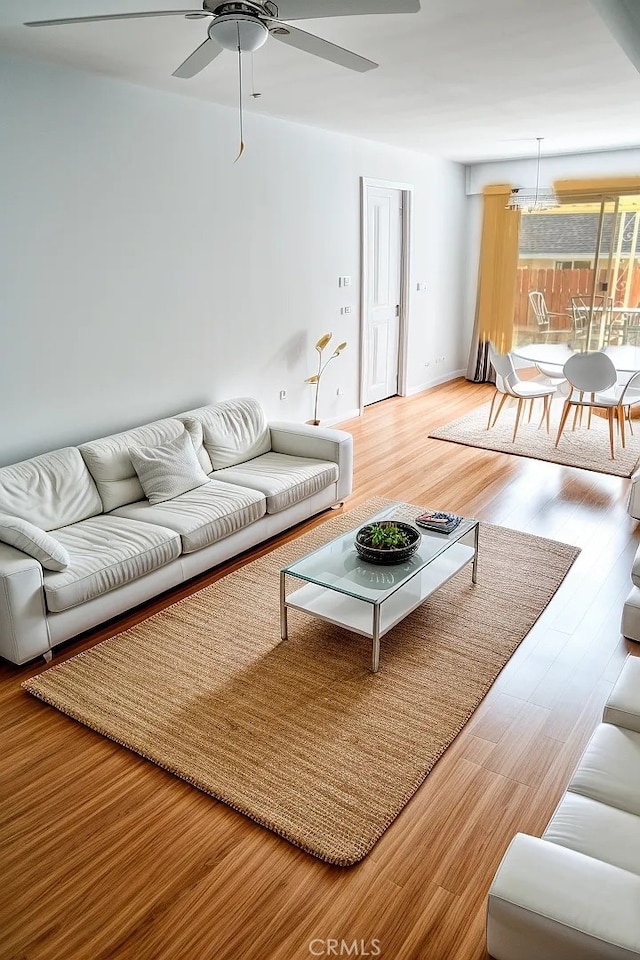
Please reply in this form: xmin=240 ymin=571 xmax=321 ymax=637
xmin=2 ymin=0 xmax=640 ymax=163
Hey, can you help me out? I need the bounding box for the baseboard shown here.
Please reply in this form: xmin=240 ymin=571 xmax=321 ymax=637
xmin=325 ymin=376 xmax=466 ymax=422
xmin=319 ymin=407 xmax=361 ymax=426
xmin=406 ymin=369 xmax=467 ymax=395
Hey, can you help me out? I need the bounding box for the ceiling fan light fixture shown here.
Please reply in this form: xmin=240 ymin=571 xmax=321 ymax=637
xmin=208 ymin=14 xmax=268 ymax=52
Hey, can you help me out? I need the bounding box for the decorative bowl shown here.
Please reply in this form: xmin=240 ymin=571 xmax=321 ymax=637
xmin=354 ymin=520 xmax=421 ymax=565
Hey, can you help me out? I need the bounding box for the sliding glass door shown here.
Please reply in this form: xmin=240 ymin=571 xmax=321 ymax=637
xmin=514 ymin=195 xmax=640 ymax=350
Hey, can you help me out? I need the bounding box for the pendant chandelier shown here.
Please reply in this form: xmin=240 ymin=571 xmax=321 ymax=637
xmin=507 ymin=138 xmax=559 ymax=212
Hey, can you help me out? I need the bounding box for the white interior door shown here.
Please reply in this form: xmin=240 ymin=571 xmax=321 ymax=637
xmin=364 ymin=186 xmax=403 ymax=406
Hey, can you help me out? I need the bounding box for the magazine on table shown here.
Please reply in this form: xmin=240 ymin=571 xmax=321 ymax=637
xmin=415 ymin=510 xmax=462 ymax=535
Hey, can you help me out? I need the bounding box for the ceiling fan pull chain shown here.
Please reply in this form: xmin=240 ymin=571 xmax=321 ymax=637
xmin=234 ymin=23 xmax=245 ymax=162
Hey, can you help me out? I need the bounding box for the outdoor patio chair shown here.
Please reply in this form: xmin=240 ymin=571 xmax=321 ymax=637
xmin=570 ymin=295 xmax=614 ymax=348
xmin=622 ymin=307 xmax=640 ymax=347
xmin=528 ymin=291 xmax=572 ymax=343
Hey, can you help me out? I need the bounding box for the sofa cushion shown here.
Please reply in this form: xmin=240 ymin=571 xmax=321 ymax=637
xmin=544 ymin=791 xmax=640 ymax=878
xmin=178 ymin=398 xmax=271 ymax=470
xmin=568 ymin=722 xmax=640 ymax=817
xmin=112 ymin=479 xmax=266 ymax=554
xmin=0 ymin=514 xmax=70 ymax=571
xmin=0 ymin=447 xmax=102 ymax=531
xmin=80 ymin=420 xmax=210 ymax=512
xmin=213 ymin=452 xmax=339 ymax=515
xmin=44 ymin=516 xmax=181 ymax=613
xmin=129 ymin=430 xmax=210 ymax=505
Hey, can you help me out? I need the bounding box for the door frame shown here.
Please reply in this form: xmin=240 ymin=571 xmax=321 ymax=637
xmin=359 ymin=177 xmax=413 ymax=413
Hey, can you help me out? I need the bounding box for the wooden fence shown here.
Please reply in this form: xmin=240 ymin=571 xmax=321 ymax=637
xmin=515 ymin=267 xmax=640 ymax=331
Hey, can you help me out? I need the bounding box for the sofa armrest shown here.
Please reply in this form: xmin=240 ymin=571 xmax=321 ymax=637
xmin=603 ymin=655 xmax=640 ymax=733
xmin=0 ymin=543 xmax=50 ymax=665
xmin=487 ymin=833 xmax=640 ymax=960
xmin=627 ymin=467 xmax=640 ymax=520
xmin=268 ymin=421 xmax=353 ymax=502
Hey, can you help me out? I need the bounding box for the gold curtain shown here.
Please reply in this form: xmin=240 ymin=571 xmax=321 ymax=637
xmin=467 ymin=185 xmax=521 ymax=381
xmin=554 ymin=177 xmax=640 ymax=203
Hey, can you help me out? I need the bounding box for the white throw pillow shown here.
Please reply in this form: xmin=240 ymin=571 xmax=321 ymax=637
xmin=0 ymin=514 xmax=70 ymax=570
xmin=129 ymin=430 xmax=210 ymax=505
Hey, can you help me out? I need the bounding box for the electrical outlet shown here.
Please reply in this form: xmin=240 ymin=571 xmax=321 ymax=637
xmin=279 ymin=390 xmax=287 ymax=400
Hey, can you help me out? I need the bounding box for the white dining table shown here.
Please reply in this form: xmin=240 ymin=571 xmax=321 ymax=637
xmin=512 ymin=342 xmax=640 ymax=376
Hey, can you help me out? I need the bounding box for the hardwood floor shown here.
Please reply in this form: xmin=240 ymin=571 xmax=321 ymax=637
xmin=2 ymin=378 xmax=638 ymax=960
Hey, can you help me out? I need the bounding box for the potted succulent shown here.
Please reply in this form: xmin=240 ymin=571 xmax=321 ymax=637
xmin=355 ymin=520 xmax=421 ymax=565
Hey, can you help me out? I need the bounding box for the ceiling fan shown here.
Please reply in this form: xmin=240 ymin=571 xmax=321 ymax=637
xmin=24 ymin=1 xmax=422 ymax=78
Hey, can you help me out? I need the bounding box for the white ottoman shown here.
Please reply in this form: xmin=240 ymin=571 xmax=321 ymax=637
xmin=605 ymin=655 xmax=640 ymax=732
xmin=628 ymin=466 xmax=640 ymax=520
xmin=622 ymin=545 xmax=640 ymax=643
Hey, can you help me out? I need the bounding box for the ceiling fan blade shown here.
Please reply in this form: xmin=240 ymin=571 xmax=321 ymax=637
xmin=266 ymin=21 xmax=377 ymax=72
xmin=272 ymin=0 xmax=420 ymax=20
xmin=588 ymin=0 xmax=640 ymax=75
xmin=24 ymin=10 xmax=206 ymax=28
xmin=172 ymin=37 xmax=224 ymax=77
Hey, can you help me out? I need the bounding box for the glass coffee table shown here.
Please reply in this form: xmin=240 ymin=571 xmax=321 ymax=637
xmin=280 ymin=503 xmax=479 ymax=672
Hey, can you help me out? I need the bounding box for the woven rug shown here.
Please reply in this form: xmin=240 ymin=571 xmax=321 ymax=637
xmin=429 ymin=399 xmax=640 ymax=477
xmin=23 ymin=498 xmax=579 ymax=866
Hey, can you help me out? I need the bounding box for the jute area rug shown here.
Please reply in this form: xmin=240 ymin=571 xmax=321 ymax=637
xmin=24 ymin=498 xmax=579 ymax=866
xmin=430 ymin=398 xmax=640 ymax=478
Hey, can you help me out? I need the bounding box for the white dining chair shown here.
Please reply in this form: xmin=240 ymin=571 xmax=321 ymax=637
xmin=594 ymin=369 xmax=640 ymax=438
xmin=555 ymin=352 xmax=620 ymax=459
xmin=621 ymin=371 xmax=640 ymax=434
xmin=487 ymin=344 xmax=556 ymax=443
xmin=532 ymin=360 xmax=567 ymax=391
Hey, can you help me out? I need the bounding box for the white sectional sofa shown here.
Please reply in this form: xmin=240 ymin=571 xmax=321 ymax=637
xmin=622 ymin=470 xmax=640 ymax=642
xmin=486 ymin=654 xmax=640 ymax=960
xmin=0 ymin=398 xmax=353 ymax=665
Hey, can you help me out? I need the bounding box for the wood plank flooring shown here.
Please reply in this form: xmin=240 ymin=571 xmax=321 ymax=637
xmin=2 ymin=378 xmax=639 ymax=960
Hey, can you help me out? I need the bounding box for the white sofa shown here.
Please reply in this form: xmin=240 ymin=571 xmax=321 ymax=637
xmin=486 ymin=654 xmax=640 ymax=960
xmin=622 ymin=469 xmax=640 ymax=642
xmin=0 ymin=398 xmax=353 ymax=665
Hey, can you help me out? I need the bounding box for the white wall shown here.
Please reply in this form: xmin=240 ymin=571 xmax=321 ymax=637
xmin=0 ymin=54 xmax=467 ymax=466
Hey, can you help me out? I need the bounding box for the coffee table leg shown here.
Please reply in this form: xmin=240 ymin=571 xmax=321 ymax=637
xmin=372 ymin=604 xmax=381 ymax=673
xmin=280 ymin=572 xmax=288 ymax=641
xmin=472 ymin=523 xmax=479 ymax=584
